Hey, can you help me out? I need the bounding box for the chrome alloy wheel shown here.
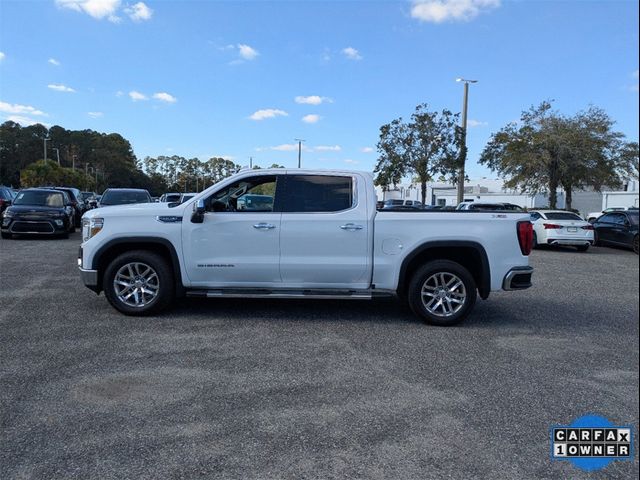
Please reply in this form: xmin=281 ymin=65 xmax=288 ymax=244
xmin=420 ymin=272 xmax=467 ymax=318
xmin=113 ymin=262 xmax=160 ymax=308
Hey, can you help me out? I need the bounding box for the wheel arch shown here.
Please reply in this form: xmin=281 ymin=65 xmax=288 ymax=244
xmin=91 ymin=237 xmax=184 ymax=296
xmin=397 ymin=241 xmax=491 ymax=300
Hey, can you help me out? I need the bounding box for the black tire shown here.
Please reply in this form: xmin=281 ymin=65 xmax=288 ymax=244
xmin=407 ymin=260 xmax=477 ymax=326
xmin=1 ymin=231 xmax=11 ymax=239
xmin=68 ymin=221 xmax=76 ymax=233
xmin=532 ymin=232 xmax=538 ymax=249
xmin=103 ymin=250 xmax=175 ymax=316
xmin=593 ymin=231 xmax=600 ymax=247
xmin=634 ymin=235 xmax=639 ymax=255
xmin=576 ymin=244 xmax=589 ymax=252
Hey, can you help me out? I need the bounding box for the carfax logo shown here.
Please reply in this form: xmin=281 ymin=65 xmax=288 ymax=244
xmin=551 ymin=414 xmax=634 ymax=471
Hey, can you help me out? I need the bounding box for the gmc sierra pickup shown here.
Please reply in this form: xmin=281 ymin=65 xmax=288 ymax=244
xmin=78 ymin=169 xmax=534 ymax=325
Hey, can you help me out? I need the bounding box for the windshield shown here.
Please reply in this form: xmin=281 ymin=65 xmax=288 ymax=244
xmin=101 ymin=190 xmax=150 ymax=205
xmin=14 ymin=191 xmax=65 ymax=207
xmin=81 ymin=192 xmax=94 ymax=200
xmin=544 ymin=212 xmax=582 ymax=221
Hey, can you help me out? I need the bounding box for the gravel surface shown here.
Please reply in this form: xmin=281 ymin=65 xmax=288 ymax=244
xmin=1 ymin=234 xmax=638 ymax=479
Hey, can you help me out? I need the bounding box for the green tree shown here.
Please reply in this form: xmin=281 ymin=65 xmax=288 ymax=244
xmin=480 ymin=102 xmax=638 ymax=209
xmin=374 ymin=104 xmax=459 ymax=204
xmin=20 ymin=160 xmax=94 ymax=189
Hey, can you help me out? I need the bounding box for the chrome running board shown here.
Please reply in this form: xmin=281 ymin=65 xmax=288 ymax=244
xmin=186 ymin=288 xmax=395 ymax=300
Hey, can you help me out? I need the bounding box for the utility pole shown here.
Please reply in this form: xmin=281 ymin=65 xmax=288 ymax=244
xmin=43 ymin=137 xmax=50 ymax=162
xmin=53 ymin=148 xmax=60 ymax=166
xmin=249 ymin=156 xmax=253 ymax=168
xmin=455 ymin=78 xmax=478 ymax=205
xmin=295 ymin=139 xmax=305 ymax=168
xmin=72 ymin=155 xmax=77 ymax=170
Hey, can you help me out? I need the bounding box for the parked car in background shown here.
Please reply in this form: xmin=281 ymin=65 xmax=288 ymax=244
xmin=236 ymin=193 xmax=274 ymax=211
xmin=98 ymin=188 xmax=152 ymax=207
xmin=529 ymin=210 xmax=594 ymax=251
xmin=457 ymin=202 xmax=525 ymax=211
xmin=0 ymin=186 xmax=17 ymax=214
xmin=592 ymin=210 xmax=639 ymax=254
xmin=159 ymin=192 xmax=181 ymax=203
xmin=1 ymin=188 xmax=75 ymax=239
xmin=80 ymin=191 xmax=98 ymax=210
xmin=586 ymin=206 xmax=638 ymax=223
xmin=179 ymin=192 xmax=198 ymax=203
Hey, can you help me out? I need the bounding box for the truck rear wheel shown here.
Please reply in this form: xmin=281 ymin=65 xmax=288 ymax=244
xmin=103 ymin=250 xmax=174 ymax=315
xmin=407 ymin=260 xmax=477 ymax=326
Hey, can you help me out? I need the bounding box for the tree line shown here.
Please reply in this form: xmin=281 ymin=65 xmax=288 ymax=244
xmin=0 ymin=121 xmax=257 ymax=196
xmin=374 ymin=101 xmax=639 ymax=209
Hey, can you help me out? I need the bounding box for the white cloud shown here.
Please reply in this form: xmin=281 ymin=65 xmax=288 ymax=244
xmin=125 ymin=1 xmax=152 ymax=21
xmin=411 ymin=0 xmax=501 ymax=23
xmin=360 ymin=147 xmax=374 ymax=153
xmin=88 ymin=111 xmax=103 ymax=118
xmin=153 ymin=92 xmax=177 ymax=103
xmin=0 ymin=101 xmax=47 ymax=116
xmin=249 ymin=108 xmax=288 ymax=121
xmin=342 ymin=47 xmax=362 ymax=61
xmin=467 ymin=119 xmax=488 ymax=127
xmin=344 ymin=159 xmax=359 ymax=165
xmin=302 ymin=114 xmax=321 ymax=124
xmin=270 ymin=144 xmax=299 ymax=151
xmin=115 ymin=90 xmax=124 ymax=97
xmin=237 ymin=44 xmax=259 ymax=61
xmin=294 ymin=95 xmax=332 ymax=105
xmin=48 ymin=83 xmax=75 ymax=92
xmin=55 ymin=0 xmax=122 ymax=22
xmin=48 ymin=58 xmax=61 ymax=66
xmin=129 ymin=90 xmax=148 ymax=101
xmin=0 ymin=52 xmax=5 ymax=62
xmin=255 ymin=143 xmax=309 ymax=152
xmin=314 ymin=145 xmax=341 ymax=152
xmin=5 ymin=115 xmax=49 ymax=126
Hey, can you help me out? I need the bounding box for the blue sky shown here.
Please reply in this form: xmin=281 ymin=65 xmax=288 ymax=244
xmin=0 ymin=0 xmax=638 ymax=178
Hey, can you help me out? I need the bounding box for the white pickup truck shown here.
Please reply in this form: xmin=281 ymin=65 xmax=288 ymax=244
xmin=78 ymin=169 xmax=534 ymax=325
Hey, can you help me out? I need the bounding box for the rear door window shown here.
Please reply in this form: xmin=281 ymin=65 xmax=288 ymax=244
xmin=281 ymin=175 xmax=353 ymax=213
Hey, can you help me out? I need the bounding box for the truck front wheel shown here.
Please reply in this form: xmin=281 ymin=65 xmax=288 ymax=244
xmin=407 ymin=260 xmax=477 ymax=326
xmin=103 ymin=250 xmax=174 ymax=315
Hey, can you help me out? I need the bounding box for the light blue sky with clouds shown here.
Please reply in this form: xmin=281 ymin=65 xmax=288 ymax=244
xmin=0 ymin=0 xmax=638 ymax=177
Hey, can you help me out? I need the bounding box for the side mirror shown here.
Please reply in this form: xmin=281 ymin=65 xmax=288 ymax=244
xmin=191 ymin=199 xmax=205 ymax=223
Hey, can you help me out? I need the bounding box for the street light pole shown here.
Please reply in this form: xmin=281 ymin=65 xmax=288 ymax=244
xmin=295 ymin=139 xmax=305 ymax=168
xmin=43 ymin=137 xmax=50 ymax=162
xmin=53 ymin=148 xmax=60 ymax=166
xmin=455 ymin=78 xmax=477 ymax=205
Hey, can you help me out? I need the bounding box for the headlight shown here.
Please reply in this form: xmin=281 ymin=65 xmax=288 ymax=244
xmin=82 ymin=217 xmax=104 ymax=242
xmin=54 ymin=219 xmax=64 ymax=227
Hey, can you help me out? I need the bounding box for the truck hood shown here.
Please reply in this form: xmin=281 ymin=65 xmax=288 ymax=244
xmin=83 ymin=202 xmax=187 ymax=219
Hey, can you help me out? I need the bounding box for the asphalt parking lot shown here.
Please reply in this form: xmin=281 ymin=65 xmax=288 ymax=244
xmin=0 ymin=234 xmax=638 ymax=479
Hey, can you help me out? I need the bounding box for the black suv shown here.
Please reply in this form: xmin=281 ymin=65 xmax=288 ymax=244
xmin=42 ymin=187 xmax=84 ymax=227
xmin=1 ymin=188 xmax=76 ymax=239
xmin=0 ymin=186 xmax=16 ymax=214
xmin=99 ymin=188 xmax=152 ymax=207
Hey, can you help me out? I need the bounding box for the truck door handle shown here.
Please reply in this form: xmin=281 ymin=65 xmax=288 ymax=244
xmin=340 ymin=223 xmax=363 ymax=231
xmin=253 ymin=223 xmax=276 ymax=230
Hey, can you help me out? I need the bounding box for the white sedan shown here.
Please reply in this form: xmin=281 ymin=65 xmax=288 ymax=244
xmin=530 ymin=210 xmax=594 ymax=252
